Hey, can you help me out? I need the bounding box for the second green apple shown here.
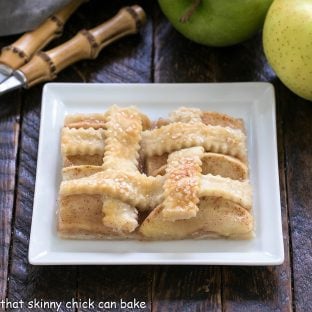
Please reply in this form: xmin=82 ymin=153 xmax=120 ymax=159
xmin=263 ymin=0 xmax=312 ymax=101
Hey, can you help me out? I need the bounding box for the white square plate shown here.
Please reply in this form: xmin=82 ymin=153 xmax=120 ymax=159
xmin=29 ymin=83 xmax=284 ymax=265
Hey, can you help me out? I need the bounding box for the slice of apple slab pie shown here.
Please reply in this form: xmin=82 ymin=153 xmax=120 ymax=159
xmin=58 ymin=105 xmax=253 ymax=240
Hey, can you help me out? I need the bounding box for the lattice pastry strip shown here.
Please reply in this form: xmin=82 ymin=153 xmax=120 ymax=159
xmin=169 ymin=107 xmax=245 ymax=131
xmin=102 ymin=197 xmax=138 ymax=233
xmin=61 ymin=127 xmax=105 ymax=156
xmin=65 ymin=113 xmax=106 ymax=129
xmin=169 ymin=107 xmax=202 ymax=124
xmin=101 ymin=106 xmax=145 ymax=232
xmin=61 ymin=120 xmax=247 ymax=163
xmin=162 ymin=146 xmax=203 ymax=221
xmin=60 ymin=170 xmax=165 ymax=209
xmin=64 ymin=111 xmax=151 ymax=130
xmin=149 ymin=108 xmax=241 ymax=129
xmin=102 ymin=105 xmax=142 ymax=172
xmin=60 ymin=166 xmax=252 ymax=212
xmin=200 ymin=174 xmax=252 ymax=210
xmin=141 ymin=122 xmax=247 ymax=162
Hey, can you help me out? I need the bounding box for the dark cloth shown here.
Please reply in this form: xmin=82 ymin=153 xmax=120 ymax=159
xmin=0 ymin=0 xmax=71 ymax=36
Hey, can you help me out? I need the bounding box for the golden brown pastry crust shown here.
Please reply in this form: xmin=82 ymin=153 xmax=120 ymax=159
xmin=58 ymin=106 xmax=253 ymax=240
xmin=64 ymin=113 xmax=106 ymax=129
xmin=141 ymin=122 xmax=247 ymax=162
xmin=61 ymin=127 xmax=105 ymax=156
xmin=162 ymin=146 xmax=203 ymax=221
xmin=101 ymin=106 xmax=143 ymax=232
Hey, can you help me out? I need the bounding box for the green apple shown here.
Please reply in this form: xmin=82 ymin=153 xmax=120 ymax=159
xmin=158 ymin=0 xmax=273 ymax=47
xmin=263 ymin=0 xmax=312 ymax=101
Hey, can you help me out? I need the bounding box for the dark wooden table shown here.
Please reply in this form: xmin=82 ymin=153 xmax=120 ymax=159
xmin=0 ymin=1 xmax=311 ymax=311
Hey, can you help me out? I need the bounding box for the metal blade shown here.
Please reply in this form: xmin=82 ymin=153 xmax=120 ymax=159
xmin=0 ymin=64 xmax=13 ymax=83
xmin=0 ymin=71 xmax=9 ymax=84
xmin=0 ymin=75 xmax=24 ymax=95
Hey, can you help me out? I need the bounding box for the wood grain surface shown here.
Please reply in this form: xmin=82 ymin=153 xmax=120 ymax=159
xmin=0 ymin=92 xmax=21 ymax=302
xmin=281 ymin=85 xmax=312 ymax=312
xmin=0 ymin=1 xmax=310 ymax=311
xmin=78 ymin=266 xmax=152 ymax=312
xmin=152 ymin=266 xmax=221 ymax=312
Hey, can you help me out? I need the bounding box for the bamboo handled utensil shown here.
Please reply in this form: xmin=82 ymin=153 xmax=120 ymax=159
xmin=0 ymin=5 xmax=146 ymax=95
xmin=0 ymin=0 xmax=85 ymax=83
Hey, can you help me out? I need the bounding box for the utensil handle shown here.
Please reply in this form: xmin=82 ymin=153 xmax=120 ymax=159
xmin=19 ymin=6 xmax=146 ymax=87
xmin=0 ymin=0 xmax=85 ymax=71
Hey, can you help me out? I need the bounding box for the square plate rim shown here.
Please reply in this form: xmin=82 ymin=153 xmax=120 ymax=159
xmin=29 ymin=82 xmax=284 ymax=266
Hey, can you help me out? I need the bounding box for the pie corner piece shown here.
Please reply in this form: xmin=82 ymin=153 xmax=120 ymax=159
xmin=57 ymin=106 xmax=254 ymax=241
